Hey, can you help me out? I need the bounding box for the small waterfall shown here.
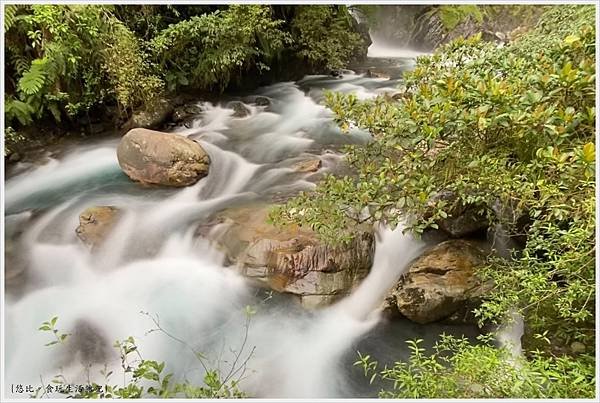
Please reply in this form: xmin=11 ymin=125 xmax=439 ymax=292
xmin=367 ymin=43 xmax=429 ymax=59
xmin=337 ymin=225 xmax=425 ymax=320
xmin=495 ymin=309 xmax=525 ymax=364
xmin=243 ymin=226 xmax=424 ymax=397
xmin=366 ymin=5 xmax=432 ymax=54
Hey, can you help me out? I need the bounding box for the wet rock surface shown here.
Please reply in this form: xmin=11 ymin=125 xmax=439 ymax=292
xmin=76 ymin=206 xmax=121 ymax=250
xmin=427 ymin=190 xmax=488 ymax=238
xmin=205 ymin=204 xmax=375 ymax=307
xmin=293 ymin=158 xmax=322 ymax=173
xmin=117 ymin=128 xmax=210 ymax=187
xmin=130 ymin=98 xmax=174 ymax=129
xmin=387 ymin=239 xmax=490 ymax=324
xmin=66 ymin=319 xmax=111 ymax=364
xmin=227 ymin=101 xmax=251 ymax=118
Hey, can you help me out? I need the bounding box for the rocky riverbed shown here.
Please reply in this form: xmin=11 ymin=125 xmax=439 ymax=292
xmin=5 ymin=68 xmax=484 ymax=398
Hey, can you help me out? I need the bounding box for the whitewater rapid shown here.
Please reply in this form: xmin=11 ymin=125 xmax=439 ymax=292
xmin=4 ymin=71 xmax=474 ymax=398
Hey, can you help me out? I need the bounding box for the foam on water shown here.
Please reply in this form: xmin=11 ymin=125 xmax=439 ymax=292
xmin=5 ymin=146 xmax=120 ymax=212
xmin=368 ymin=42 xmax=429 ymax=59
xmin=5 ymin=72 xmax=430 ymax=398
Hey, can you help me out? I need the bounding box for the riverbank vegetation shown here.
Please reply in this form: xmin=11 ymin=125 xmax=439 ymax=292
xmin=4 ymin=3 xmax=596 ymax=400
xmin=274 ymin=5 xmax=596 ymax=398
xmin=4 ymin=4 xmax=366 ymax=155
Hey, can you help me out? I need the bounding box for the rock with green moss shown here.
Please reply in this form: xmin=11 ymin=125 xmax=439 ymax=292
xmin=130 ymin=98 xmax=174 ymax=129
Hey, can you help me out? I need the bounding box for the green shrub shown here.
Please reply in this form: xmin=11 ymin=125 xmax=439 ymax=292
xmin=4 ymin=4 xmax=367 ymax=129
xmin=272 ymin=6 xmax=596 ymax=392
xmin=435 ymin=5 xmax=484 ymax=31
xmin=356 ymin=335 xmax=595 ymax=398
xmin=4 ymin=5 xmax=162 ymax=125
xmin=291 ymin=5 xmax=364 ymax=70
xmin=148 ymin=5 xmax=290 ymax=92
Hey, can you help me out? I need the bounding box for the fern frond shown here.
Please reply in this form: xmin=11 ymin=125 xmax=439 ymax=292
xmin=4 ymin=5 xmax=18 ymax=33
xmin=44 ymin=43 xmax=68 ymax=76
xmin=5 ymin=97 xmax=35 ymax=126
xmin=11 ymin=55 xmax=32 ymax=75
xmin=18 ymin=58 xmax=47 ymax=95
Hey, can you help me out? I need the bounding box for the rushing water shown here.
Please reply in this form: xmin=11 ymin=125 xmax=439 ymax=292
xmin=4 ymin=69 xmax=478 ymax=398
xmin=368 ymin=42 xmax=429 ymax=59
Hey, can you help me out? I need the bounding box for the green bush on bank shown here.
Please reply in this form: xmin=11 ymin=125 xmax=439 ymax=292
xmin=4 ymin=4 xmax=364 ymax=134
xmin=356 ymin=334 xmax=595 ymax=398
xmin=4 ymin=4 xmax=162 ymax=128
xmin=272 ymin=5 xmax=596 ymax=397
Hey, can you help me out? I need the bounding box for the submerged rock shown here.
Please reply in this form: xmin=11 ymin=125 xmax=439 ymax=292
xmin=4 ymin=212 xmax=35 ymax=293
xmin=206 ymin=204 xmax=374 ymax=307
xmin=227 ymin=101 xmax=251 ymax=118
xmin=76 ymin=206 xmax=121 ymax=250
xmin=5 ymin=238 xmax=27 ymax=287
xmin=293 ymin=158 xmax=321 ymax=173
xmin=117 ymin=128 xmax=210 ymax=187
xmin=387 ymin=239 xmax=490 ymax=324
xmin=67 ymin=319 xmax=111 ymax=364
xmin=8 ymin=152 xmax=22 ymax=163
xmin=329 ymin=70 xmax=343 ymax=78
xmin=254 ymin=96 xmax=271 ymax=107
xmin=172 ymin=103 xmax=202 ymax=123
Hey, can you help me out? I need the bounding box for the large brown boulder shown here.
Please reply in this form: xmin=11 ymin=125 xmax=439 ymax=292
xmin=387 ymin=240 xmax=490 ymax=324
xmin=117 ymin=128 xmax=210 ymax=187
xmin=206 ymin=204 xmax=374 ymax=308
xmin=76 ymin=206 xmax=121 ymax=250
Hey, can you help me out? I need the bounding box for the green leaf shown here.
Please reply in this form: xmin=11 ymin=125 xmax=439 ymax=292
xmin=582 ymin=142 xmax=594 ymax=163
xmin=18 ymin=59 xmax=47 ymax=95
xmin=564 ymin=34 xmax=580 ymax=45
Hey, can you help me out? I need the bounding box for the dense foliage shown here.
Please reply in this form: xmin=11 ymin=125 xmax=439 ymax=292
xmin=273 ymin=5 xmax=596 ymax=397
xmin=4 ymin=4 xmax=365 ymax=153
xmin=291 ymin=6 xmax=364 ymax=71
xmin=433 ymin=5 xmax=484 ymax=31
xmin=147 ymin=5 xmax=290 ymax=92
xmin=356 ymin=335 xmax=595 ymax=398
xmin=431 ymin=5 xmax=542 ymax=32
xmin=5 ymin=5 xmax=161 ymax=125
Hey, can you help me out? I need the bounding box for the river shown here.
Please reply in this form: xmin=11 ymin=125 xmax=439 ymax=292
xmin=4 ymin=56 xmax=479 ymax=398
